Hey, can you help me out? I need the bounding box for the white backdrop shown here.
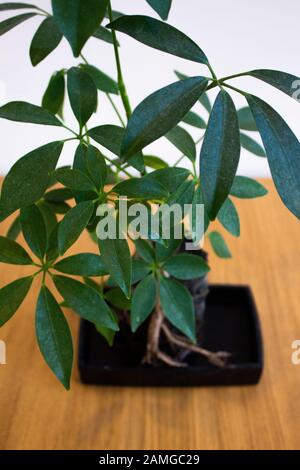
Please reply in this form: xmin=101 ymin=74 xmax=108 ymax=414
xmin=0 ymin=0 xmax=300 ymax=177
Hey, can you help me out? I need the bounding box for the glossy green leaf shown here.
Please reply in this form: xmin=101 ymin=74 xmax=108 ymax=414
xmin=80 ymin=64 xmax=118 ymax=95
xmin=132 ymin=259 xmax=151 ymax=284
xmin=145 ymin=167 xmax=190 ymax=192
xmin=217 ymin=198 xmax=240 ymax=237
xmin=52 ymin=0 xmax=108 ymax=57
xmin=240 ymin=133 xmax=266 ymax=157
xmin=0 ymin=141 xmax=64 ymax=221
xmin=165 ymin=125 xmax=196 ymax=162
xmin=6 ymin=216 xmax=21 ymax=241
xmin=54 ymin=253 xmax=107 ymax=276
xmin=160 ymin=277 xmax=196 ymax=342
xmin=53 ymin=168 xmax=96 ymax=192
xmin=237 ymin=106 xmax=257 ymax=132
xmin=247 ymin=69 xmax=300 ymax=100
xmin=42 ymin=71 xmax=65 ymax=116
xmin=134 ymin=239 xmax=155 ymax=264
xmin=145 ymin=0 xmax=172 ymax=20
xmin=131 ymin=275 xmax=156 ymax=332
xmin=190 ymin=185 xmax=209 ymax=243
xmin=182 ymin=110 xmax=206 ymax=129
xmin=208 ymin=231 xmax=232 ymax=259
xmin=30 ymin=16 xmax=62 ymax=66
xmin=96 ymin=324 xmax=115 ymax=347
xmin=54 ymin=275 xmax=119 ymax=330
xmin=164 ymin=253 xmax=210 ymax=280
xmin=20 ymin=204 xmax=47 ymax=259
xmin=247 ymin=94 xmax=300 ymax=218
xmin=200 ymin=90 xmax=240 ymax=220
xmin=58 ymin=201 xmax=94 ymax=255
xmin=93 ymin=25 xmax=116 ymax=45
xmin=0 ymin=12 xmax=36 ymax=36
xmin=175 ymin=70 xmax=212 ymax=112
xmin=99 ymin=237 xmax=132 ymax=298
xmin=0 ymin=3 xmax=39 ymax=11
xmin=86 ymin=145 xmax=107 ymax=190
xmin=88 ymin=125 xmax=145 ymax=172
xmin=166 ymin=179 xmax=195 ymax=208
xmin=155 ymin=236 xmax=181 ymax=262
xmin=108 ymin=15 xmax=208 ymax=64
xmin=113 ymin=177 xmax=169 ymax=200
xmin=0 ymin=101 xmax=63 ymax=126
xmin=36 ymin=286 xmax=73 ymax=389
xmin=0 ymin=276 xmax=33 ymax=327
xmin=143 ymin=155 xmax=168 ymax=170
xmin=67 ymin=67 xmax=97 ymax=128
xmin=105 ymin=287 xmax=131 ymax=310
xmin=45 ymin=188 xmax=75 ymax=203
xmin=121 ymin=77 xmax=208 ymax=158
xmin=46 ymin=201 xmax=70 ymax=215
xmin=0 ymin=235 xmax=32 ymax=265
xmin=37 ymin=200 xmax=57 ymax=237
xmin=230 ymin=175 xmax=268 ymax=199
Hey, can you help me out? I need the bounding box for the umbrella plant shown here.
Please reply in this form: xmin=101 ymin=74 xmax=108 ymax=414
xmin=0 ymin=0 xmax=299 ymax=388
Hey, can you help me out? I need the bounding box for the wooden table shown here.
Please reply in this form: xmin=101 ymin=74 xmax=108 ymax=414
xmin=0 ymin=178 xmax=299 ymax=450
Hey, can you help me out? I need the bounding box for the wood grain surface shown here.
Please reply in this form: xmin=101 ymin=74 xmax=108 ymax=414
xmin=0 ymin=178 xmax=299 ymax=450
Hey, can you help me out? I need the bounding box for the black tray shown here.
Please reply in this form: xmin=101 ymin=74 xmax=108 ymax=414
xmin=78 ymin=285 xmax=264 ymax=387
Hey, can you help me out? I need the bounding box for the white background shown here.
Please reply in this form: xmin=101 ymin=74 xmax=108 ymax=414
xmin=0 ymin=0 xmax=300 ymax=177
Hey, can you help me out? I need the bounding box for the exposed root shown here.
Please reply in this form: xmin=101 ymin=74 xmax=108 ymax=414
xmin=156 ymin=350 xmax=187 ymax=368
xmin=161 ymin=323 xmax=231 ymax=368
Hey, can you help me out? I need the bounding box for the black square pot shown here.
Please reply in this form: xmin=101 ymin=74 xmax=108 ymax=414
xmin=78 ymin=285 xmax=263 ymax=387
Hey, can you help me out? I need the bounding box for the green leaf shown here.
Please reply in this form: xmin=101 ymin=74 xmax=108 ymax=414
xmin=52 ymin=0 xmax=108 ymax=57
xmin=132 ymin=259 xmax=151 ymax=284
xmin=240 ymin=133 xmax=266 ymax=157
xmin=145 ymin=0 xmax=172 ymax=20
xmin=190 ymin=185 xmax=209 ymax=243
xmin=237 ymin=106 xmax=257 ymax=132
xmin=134 ymin=239 xmax=155 ymax=264
xmin=54 ymin=253 xmax=108 ymax=276
xmin=246 ymin=94 xmax=300 ymax=219
xmin=165 ymin=125 xmax=196 ymax=162
xmin=45 ymin=188 xmax=75 ymax=203
xmin=105 ymin=287 xmax=131 ymax=310
xmin=6 ymin=216 xmax=21 ymax=241
xmin=217 ymin=198 xmax=240 ymax=237
xmin=20 ymin=204 xmax=47 ymax=259
xmin=0 ymin=235 xmax=32 ymax=265
xmin=99 ymin=237 xmax=132 ymax=298
xmin=247 ymin=69 xmax=300 ymax=100
xmin=160 ymin=277 xmax=196 ymax=342
xmin=164 ymin=253 xmax=210 ymax=280
xmin=37 ymin=200 xmax=57 ymax=237
xmin=30 ymin=16 xmax=62 ymax=66
xmin=46 ymin=223 xmax=60 ymax=262
xmin=0 ymin=101 xmax=63 ymax=126
xmin=58 ymin=201 xmax=94 ymax=255
xmin=121 ymin=77 xmax=208 ymax=158
xmin=42 ymin=71 xmax=65 ymax=116
xmin=88 ymin=124 xmax=145 ymax=172
xmin=86 ymin=145 xmax=107 ymax=190
xmin=108 ymin=15 xmax=208 ymax=64
xmin=0 ymin=12 xmax=36 ymax=36
xmin=92 ymin=25 xmax=116 ymax=45
xmin=0 ymin=276 xmax=33 ymax=327
xmin=67 ymin=67 xmax=97 ymax=128
xmin=175 ymin=70 xmax=211 ymax=112
xmin=95 ymin=324 xmax=115 ymax=347
xmin=0 ymin=3 xmax=39 ymax=11
xmin=80 ymin=64 xmax=118 ymax=95
xmin=155 ymin=236 xmax=181 ymax=262
xmin=53 ymin=168 xmax=96 ymax=192
xmin=230 ymin=175 xmax=268 ymax=199
xmin=0 ymin=141 xmax=64 ymax=221
xmin=113 ymin=177 xmax=169 ymax=200
xmin=166 ymin=179 xmax=195 ymax=208
xmin=36 ymin=286 xmax=73 ymax=389
xmin=145 ymin=167 xmax=190 ymax=192
xmin=131 ymin=275 xmax=156 ymax=332
xmin=46 ymin=201 xmax=70 ymax=215
xmin=182 ymin=110 xmax=206 ymax=129
xmin=53 ymin=275 xmax=118 ymax=330
xmin=208 ymin=231 xmax=232 ymax=259
xmin=144 ymin=155 xmax=168 ymax=170
xmin=200 ymin=90 xmax=240 ymax=220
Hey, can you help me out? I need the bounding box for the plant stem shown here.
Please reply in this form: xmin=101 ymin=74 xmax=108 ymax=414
xmin=106 ymin=93 xmax=125 ymax=127
xmin=103 ymin=155 xmax=132 ymax=177
xmin=222 ymin=83 xmax=247 ymax=96
xmin=108 ymin=0 xmax=132 ymax=120
xmin=220 ymin=71 xmax=249 ymax=82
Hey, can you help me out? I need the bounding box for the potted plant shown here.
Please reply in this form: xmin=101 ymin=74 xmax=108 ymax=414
xmin=0 ymin=0 xmax=299 ymax=389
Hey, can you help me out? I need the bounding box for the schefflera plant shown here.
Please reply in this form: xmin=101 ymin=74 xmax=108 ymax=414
xmin=0 ymin=0 xmax=299 ymax=388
